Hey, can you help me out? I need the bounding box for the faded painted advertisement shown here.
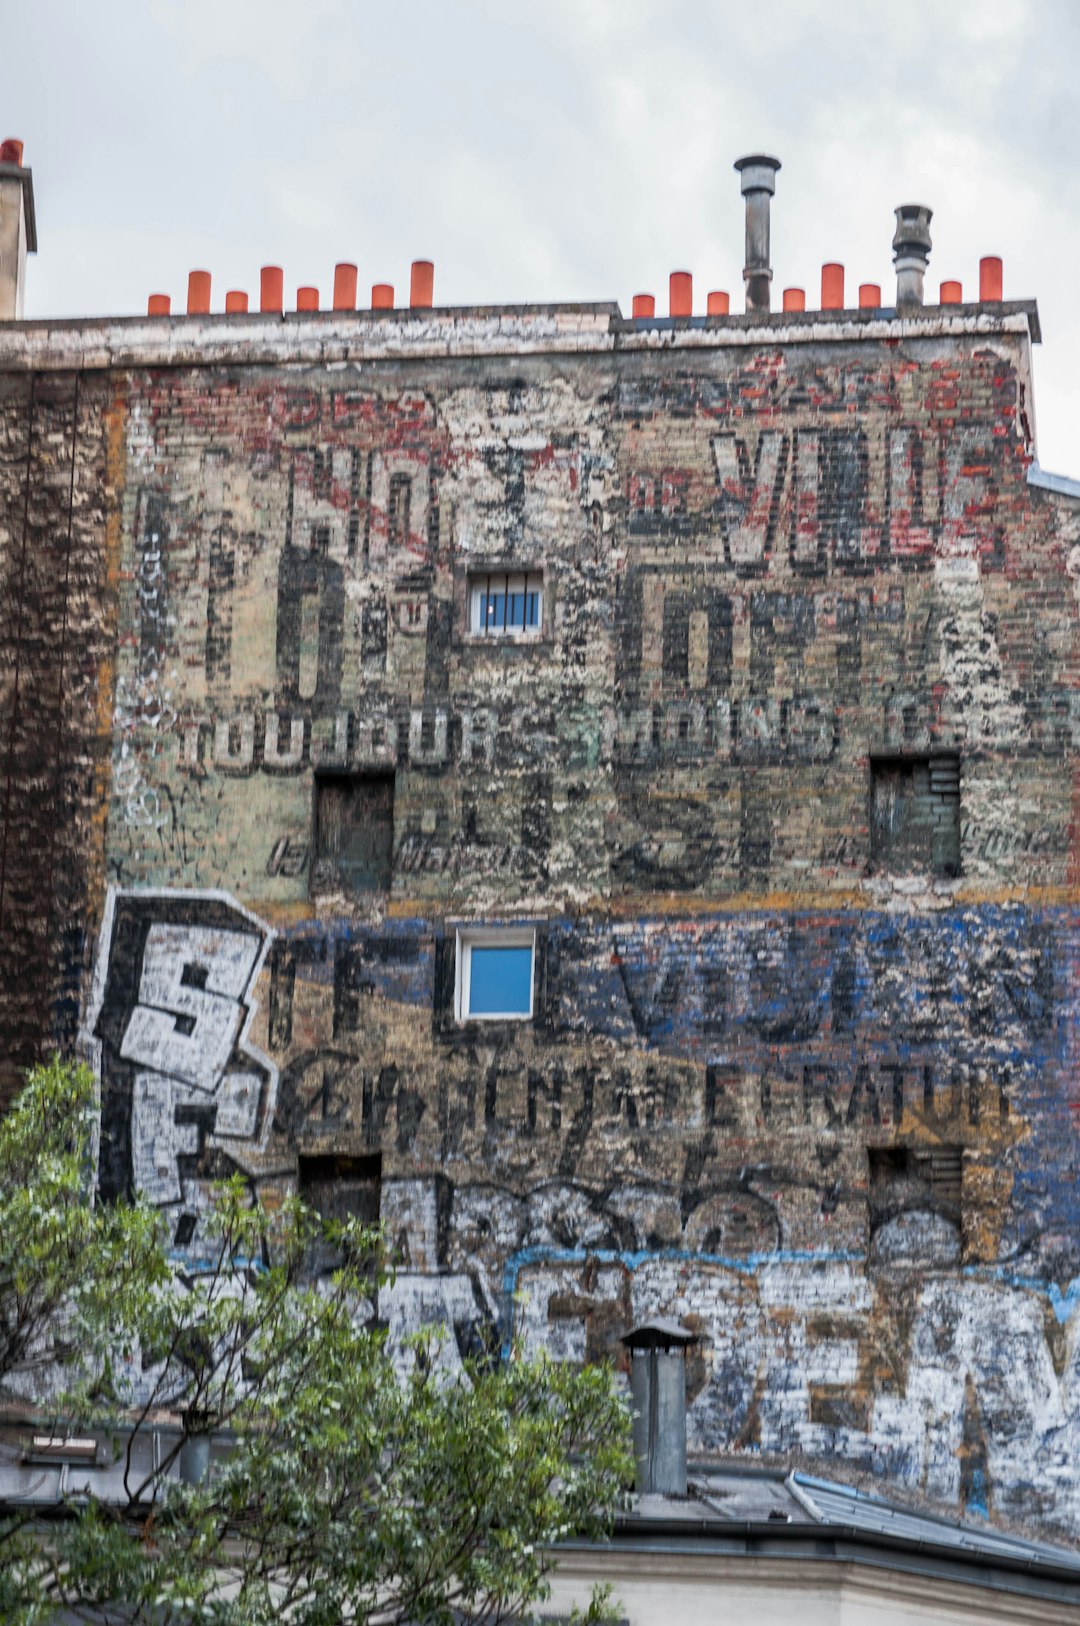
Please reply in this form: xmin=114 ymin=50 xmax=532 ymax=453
xmin=16 ymin=329 xmax=1075 ymax=1539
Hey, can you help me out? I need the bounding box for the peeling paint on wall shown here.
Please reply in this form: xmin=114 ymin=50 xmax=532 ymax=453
xmin=2 ymin=313 xmax=1080 ymax=1537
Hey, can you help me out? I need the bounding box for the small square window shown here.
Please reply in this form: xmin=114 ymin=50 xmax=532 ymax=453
xmin=468 ymin=571 xmax=543 ymax=636
xmin=870 ymin=754 xmax=960 ymax=878
xmin=455 ymin=928 xmax=535 ymax=1022
xmin=312 ymin=772 xmax=394 ymax=894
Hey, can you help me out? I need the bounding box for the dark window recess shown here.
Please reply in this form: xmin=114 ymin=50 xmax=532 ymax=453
xmin=297 ymin=1153 xmax=382 ymax=1278
xmin=867 ymin=1146 xmax=963 ymax=1266
xmin=870 ymin=754 xmax=960 ymax=877
xmin=312 ymin=772 xmax=394 ymax=893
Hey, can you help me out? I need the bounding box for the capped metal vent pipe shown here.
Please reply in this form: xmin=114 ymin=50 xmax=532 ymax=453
xmin=734 ymin=154 xmax=781 ymax=314
xmin=893 ymin=204 xmax=933 ymax=308
xmin=178 ymin=1432 xmax=210 ymax=1485
xmin=621 ymin=1318 xmax=698 ymax=1496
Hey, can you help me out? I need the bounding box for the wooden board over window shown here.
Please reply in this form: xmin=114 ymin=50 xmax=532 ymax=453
xmin=298 ymin=1152 xmax=382 ymax=1279
xmin=312 ymin=772 xmax=394 ymax=893
xmin=870 ymin=754 xmax=960 ymax=877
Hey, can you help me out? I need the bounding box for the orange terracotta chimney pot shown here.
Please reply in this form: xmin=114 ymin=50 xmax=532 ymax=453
xmin=333 ymin=263 xmax=358 ymax=311
xmin=296 ymin=286 xmax=319 ymax=312
xmin=821 ymin=263 xmax=844 ymax=310
xmin=225 ymin=290 xmax=248 ymax=314
xmin=980 ymin=256 xmax=1003 ymax=302
xmin=669 ymin=271 xmax=692 ymax=318
xmin=371 ymin=283 xmax=394 ymax=310
xmin=187 ymin=270 xmax=211 ymax=315
xmin=410 ymin=260 xmax=434 ymax=308
xmin=632 ymin=293 xmax=655 ymax=319
xmin=859 ymin=283 xmax=881 ymax=308
xmin=707 ymin=290 xmax=730 ymax=316
xmin=260 ymin=266 xmax=284 ymax=313
xmin=782 ymin=288 xmax=805 ymax=312
xmin=147 ymin=294 xmax=171 ymax=317
xmin=940 ymin=280 xmax=962 ymax=305
xmin=0 ymin=138 xmax=24 ymax=165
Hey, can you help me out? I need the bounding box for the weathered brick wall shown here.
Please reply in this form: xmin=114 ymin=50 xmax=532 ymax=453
xmin=0 ymin=370 xmax=116 ymax=1107
xmin=3 ymin=307 xmax=1080 ymax=1537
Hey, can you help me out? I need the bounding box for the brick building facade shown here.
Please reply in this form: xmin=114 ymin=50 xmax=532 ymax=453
xmin=3 ymin=145 xmax=1080 ymax=1539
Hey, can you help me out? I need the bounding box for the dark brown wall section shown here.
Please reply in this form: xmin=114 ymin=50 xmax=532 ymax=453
xmin=0 ymin=372 xmax=112 ymax=1106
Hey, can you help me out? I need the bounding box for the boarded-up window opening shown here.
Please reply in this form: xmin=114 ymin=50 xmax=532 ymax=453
xmin=312 ymin=772 xmax=394 ymax=894
xmin=870 ymin=754 xmax=960 ymax=877
xmin=868 ymin=1145 xmax=963 ymax=1227
xmin=298 ymin=1152 xmax=382 ymax=1279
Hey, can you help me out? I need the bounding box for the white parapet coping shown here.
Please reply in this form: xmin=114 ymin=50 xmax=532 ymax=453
xmin=0 ymin=302 xmax=1040 ymax=372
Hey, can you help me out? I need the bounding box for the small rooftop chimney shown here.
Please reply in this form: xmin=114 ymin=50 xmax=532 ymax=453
xmin=621 ymin=1317 xmax=697 ymax=1497
xmin=893 ymin=204 xmax=932 ymax=308
xmin=734 ymin=154 xmax=781 ymax=314
xmin=0 ymin=139 xmax=36 ymax=320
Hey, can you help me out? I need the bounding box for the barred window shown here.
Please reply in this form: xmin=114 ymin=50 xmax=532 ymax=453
xmin=468 ymin=571 xmax=543 ymax=636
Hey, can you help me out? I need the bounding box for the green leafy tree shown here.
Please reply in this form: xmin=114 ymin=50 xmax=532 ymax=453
xmin=0 ymin=1061 xmax=631 ymax=1624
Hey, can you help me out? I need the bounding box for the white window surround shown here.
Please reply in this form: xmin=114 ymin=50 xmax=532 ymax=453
xmin=467 ymin=570 xmax=543 ymax=637
xmin=454 ymin=926 xmax=536 ymax=1023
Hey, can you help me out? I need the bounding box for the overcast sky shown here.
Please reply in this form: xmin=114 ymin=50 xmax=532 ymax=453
xmin=5 ymin=0 xmax=1078 ymax=473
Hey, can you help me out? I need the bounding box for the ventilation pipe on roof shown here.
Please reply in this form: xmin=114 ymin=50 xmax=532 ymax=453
xmin=177 ymin=1412 xmax=211 ymax=1485
xmin=893 ymin=204 xmax=932 ymax=308
xmin=734 ymin=153 xmax=781 ymax=314
xmin=620 ymin=1318 xmax=697 ymax=1497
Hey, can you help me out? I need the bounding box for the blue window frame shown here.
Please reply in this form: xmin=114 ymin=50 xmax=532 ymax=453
xmin=455 ymin=928 xmax=536 ymax=1021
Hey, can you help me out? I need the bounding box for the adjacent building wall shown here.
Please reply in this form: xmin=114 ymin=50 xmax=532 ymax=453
xmin=2 ymin=305 xmax=1079 ymax=1538
xmin=543 ymin=1547 xmax=1080 ymax=1625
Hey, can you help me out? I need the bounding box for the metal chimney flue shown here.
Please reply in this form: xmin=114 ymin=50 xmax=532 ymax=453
xmin=734 ymin=154 xmax=781 ymax=314
xmin=893 ymin=204 xmax=933 ymax=308
xmin=621 ymin=1318 xmax=697 ymax=1497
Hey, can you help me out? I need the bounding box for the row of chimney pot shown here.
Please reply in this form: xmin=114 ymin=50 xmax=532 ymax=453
xmin=4 ymin=141 xmax=1011 ymax=325
xmin=634 ymin=258 xmax=1003 ymax=319
xmin=150 ymin=256 xmax=1004 ymax=321
xmin=148 ymin=260 xmax=437 ymax=317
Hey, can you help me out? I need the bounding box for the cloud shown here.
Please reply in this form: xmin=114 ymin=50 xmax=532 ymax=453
xmin=6 ymin=0 xmax=1079 ymax=469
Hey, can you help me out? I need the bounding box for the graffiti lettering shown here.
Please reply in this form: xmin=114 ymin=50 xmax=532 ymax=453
xmin=85 ymin=890 xmax=277 ymax=1251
